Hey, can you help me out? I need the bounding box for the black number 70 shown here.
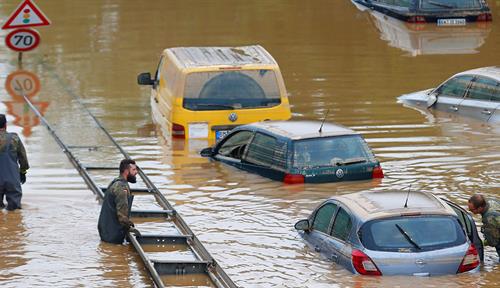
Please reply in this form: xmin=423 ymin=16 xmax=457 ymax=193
xmin=13 ymin=34 xmax=34 ymax=46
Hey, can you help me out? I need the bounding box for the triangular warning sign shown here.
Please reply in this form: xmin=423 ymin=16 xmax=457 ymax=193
xmin=2 ymin=0 xmax=51 ymax=30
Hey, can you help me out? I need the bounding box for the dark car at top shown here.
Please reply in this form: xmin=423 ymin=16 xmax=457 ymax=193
xmin=352 ymin=0 xmax=492 ymax=24
xmin=200 ymin=121 xmax=384 ymax=184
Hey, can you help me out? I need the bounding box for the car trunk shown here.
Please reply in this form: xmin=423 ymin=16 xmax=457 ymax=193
xmin=365 ymin=243 xmax=468 ymax=276
xmin=300 ymin=162 xmax=376 ymax=183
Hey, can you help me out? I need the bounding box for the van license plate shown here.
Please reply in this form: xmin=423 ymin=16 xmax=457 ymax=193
xmin=216 ymin=130 xmax=230 ymax=141
xmin=437 ymin=18 xmax=466 ymax=26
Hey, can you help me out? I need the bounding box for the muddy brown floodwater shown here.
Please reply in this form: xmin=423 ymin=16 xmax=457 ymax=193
xmin=0 ymin=0 xmax=499 ymax=287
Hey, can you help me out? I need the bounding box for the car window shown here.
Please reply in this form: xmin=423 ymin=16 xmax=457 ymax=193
xmin=154 ymin=56 xmax=164 ymax=81
xmin=467 ymin=76 xmax=500 ymax=101
xmin=372 ymin=0 xmax=412 ymax=8
xmin=331 ymin=207 xmax=352 ymax=241
xmin=218 ymin=131 xmax=254 ymax=158
xmin=312 ymin=203 xmax=338 ymax=234
xmin=436 ymin=75 xmax=473 ymax=98
xmin=360 ymin=216 xmax=466 ymax=252
xmin=245 ymin=133 xmax=279 ymax=168
xmin=420 ymin=0 xmax=481 ymax=10
xmin=293 ymin=135 xmax=374 ymax=168
xmin=446 ymin=202 xmax=473 ymax=237
xmin=183 ymin=70 xmax=281 ymax=111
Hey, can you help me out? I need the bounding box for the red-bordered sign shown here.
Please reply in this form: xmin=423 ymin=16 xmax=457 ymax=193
xmin=2 ymin=0 xmax=51 ymax=30
xmin=5 ymin=28 xmax=40 ymax=52
xmin=5 ymin=70 xmax=41 ymax=99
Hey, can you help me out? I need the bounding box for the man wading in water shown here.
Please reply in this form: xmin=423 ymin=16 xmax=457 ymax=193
xmin=0 ymin=114 xmax=29 ymax=211
xmin=98 ymin=159 xmax=141 ymax=244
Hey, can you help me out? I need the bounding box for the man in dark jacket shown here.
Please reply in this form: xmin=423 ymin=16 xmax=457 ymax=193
xmin=468 ymin=194 xmax=500 ymax=259
xmin=98 ymin=159 xmax=141 ymax=244
xmin=0 ymin=114 xmax=29 ymax=210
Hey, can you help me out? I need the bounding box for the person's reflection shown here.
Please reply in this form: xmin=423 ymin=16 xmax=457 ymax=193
xmin=97 ymin=241 xmax=151 ymax=286
xmin=0 ymin=210 xmax=28 ymax=282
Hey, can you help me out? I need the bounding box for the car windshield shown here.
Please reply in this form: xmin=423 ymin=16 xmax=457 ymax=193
xmin=360 ymin=216 xmax=466 ymax=252
xmin=292 ymin=135 xmax=374 ymax=168
xmin=420 ymin=0 xmax=481 ymax=10
xmin=183 ymin=70 xmax=281 ymax=111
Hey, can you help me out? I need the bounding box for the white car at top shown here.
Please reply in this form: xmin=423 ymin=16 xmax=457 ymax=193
xmin=398 ymin=66 xmax=500 ymax=123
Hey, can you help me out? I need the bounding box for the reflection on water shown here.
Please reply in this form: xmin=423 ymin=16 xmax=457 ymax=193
xmin=0 ymin=0 xmax=499 ymax=287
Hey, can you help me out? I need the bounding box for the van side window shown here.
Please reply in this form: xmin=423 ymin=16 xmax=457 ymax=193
xmin=467 ymin=76 xmax=500 ymax=101
xmin=312 ymin=203 xmax=338 ymax=234
xmin=245 ymin=133 xmax=278 ymax=167
xmin=331 ymin=208 xmax=352 ymax=241
xmin=436 ymin=75 xmax=473 ymax=98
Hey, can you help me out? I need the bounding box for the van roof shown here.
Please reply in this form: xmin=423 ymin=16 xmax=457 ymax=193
xmin=166 ymin=45 xmax=278 ymax=68
xmin=244 ymin=121 xmax=358 ymax=140
xmin=334 ymin=191 xmax=456 ymax=222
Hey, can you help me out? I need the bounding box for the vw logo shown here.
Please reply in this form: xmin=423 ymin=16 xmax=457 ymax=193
xmin=228 ymin=112 xmax=238 ymax=122
xmin=335 ymin=169 xmax=344 ymax=178
xmin=415 ymin=259 xmax=426 ymax=267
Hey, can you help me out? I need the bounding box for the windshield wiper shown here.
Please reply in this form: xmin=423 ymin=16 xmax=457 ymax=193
xmin=427 ymin=1 xmax=454 ymax=8
xmin=395 ymin=224 xmax=421 ymax=250
xmin=342 ymin=157 xmax=367 ymax=165
xmin=196 ymin=104 xmax=235 ymax=110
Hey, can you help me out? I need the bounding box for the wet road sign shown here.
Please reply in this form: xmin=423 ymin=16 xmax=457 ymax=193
xmin=5 ymin=28 xmax=40 ymax=52
xmin=2 ymin=0 xmax=51 ymax=30
xmin=5 ymin=70 xmax=41 ymax=99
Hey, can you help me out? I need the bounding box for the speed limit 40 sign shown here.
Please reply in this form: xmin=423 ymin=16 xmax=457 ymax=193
xmin=5 ymin=28 xmax=40 ymax=52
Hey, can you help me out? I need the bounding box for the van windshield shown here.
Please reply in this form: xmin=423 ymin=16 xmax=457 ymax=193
xmin=293 ymin=135 xmax=374 ymax=168
xmin=360 ymin=216 xmax=466 ymax=252
xmin=183 ymin=70 xmax=282 ymax=111
xmin=420 ymin=0 xmax=481 ymax=10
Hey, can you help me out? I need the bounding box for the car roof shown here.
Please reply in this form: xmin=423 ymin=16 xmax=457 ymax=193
xmin=165 ymin=45 xmax=278 ymax=68
xmin=242 ymin=121 xmax=358 ymax=140
xmin=332 ymin=191 xmax=457 ymax=222
xmin=454 ymin=66 xmax=500 ymax=81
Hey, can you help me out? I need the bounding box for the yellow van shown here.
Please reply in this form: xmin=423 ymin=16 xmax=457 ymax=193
xmin=137 ymin=45 xmax=292 ymax=140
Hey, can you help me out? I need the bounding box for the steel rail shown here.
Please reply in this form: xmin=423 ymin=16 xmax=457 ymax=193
xmin=18 ymin=62 xmax=237 ymax=287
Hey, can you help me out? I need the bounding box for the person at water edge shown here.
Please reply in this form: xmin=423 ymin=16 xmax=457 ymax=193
xmin=0 ymin=114 xmax=29 ymax=211
xmin=468 ymin=194 xmax=500 ymax=259
xmin=98 ymin=159 xmax=141 ymax=244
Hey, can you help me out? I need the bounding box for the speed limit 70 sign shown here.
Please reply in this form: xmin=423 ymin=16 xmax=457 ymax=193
xmin=5 ymin=28 xmax=40 ymax=52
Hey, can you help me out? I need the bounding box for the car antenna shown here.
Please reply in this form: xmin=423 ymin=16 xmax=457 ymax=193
xmin=318 ymin=109 xmax=330 ymax=133
xmin=404 ymin=185 xmax=411 ymax=208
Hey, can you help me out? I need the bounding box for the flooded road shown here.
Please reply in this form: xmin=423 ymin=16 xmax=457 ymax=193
xmin=1 ymin=0 xmax=499 ymax=287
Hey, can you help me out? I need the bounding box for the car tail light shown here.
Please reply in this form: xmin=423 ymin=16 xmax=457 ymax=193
xmin=477 ymin=13 xmax=492 ymax=21
xmin=457 ymin=244 xmax=480 ymax=273
xmin=172 ymin=123 xmax=185 ymax=138
xmin=283 ymin=174 xmax=305 ymax=184
xmin=407 ymin=16 xmax=426 ymax=23
xmin=352 ymin=249 xmax=382 ymax=276
xmin=372 ymin=165 xmax=384 ymax=179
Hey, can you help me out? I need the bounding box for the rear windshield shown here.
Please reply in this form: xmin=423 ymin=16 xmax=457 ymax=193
xmin=293 ymin=135 xmax=374 ymax=168
xmin=360 ymin=216 xmax=466 ymax=252
xmin=420 ymin=0 xmax=481 ymax=10
xmin=183 ymin=70 xmax=281 ymax=111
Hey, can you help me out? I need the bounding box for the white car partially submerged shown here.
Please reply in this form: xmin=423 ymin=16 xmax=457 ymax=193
xmin=398 ymin=66 xmax=500 ymax=123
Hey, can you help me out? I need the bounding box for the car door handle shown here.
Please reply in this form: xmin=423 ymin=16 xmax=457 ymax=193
xmin=314 ymin=246 xmax=321 ymax=252
xmin=449 ymin=106 xmax=459 ymax=111
xmin=481 ymin=109 xmax=491 ymax=115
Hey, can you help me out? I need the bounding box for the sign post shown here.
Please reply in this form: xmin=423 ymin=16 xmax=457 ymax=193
xmin=2 ymin=0 xmax=51 ymax=64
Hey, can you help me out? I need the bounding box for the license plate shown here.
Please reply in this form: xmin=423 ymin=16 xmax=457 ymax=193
xmin=437 ymin=18 xmax=466 ymax=26
xmin=216 ymin=130 xmax=230 ymax=141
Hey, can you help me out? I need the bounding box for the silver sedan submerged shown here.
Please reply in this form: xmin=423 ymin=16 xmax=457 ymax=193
xmin=398 ymin=66 xmax=500 ymax=123
xmin=295 ymin=191 xmax=483 ymax=276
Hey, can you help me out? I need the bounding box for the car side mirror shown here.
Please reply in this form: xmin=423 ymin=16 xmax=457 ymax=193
xmin=294 ymin=219 xmax=310 ymax=231
xmin=200 ymin=147 xmax=214 ymax=157
xmin=137 ymin=72 xmax=154 ymax=85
